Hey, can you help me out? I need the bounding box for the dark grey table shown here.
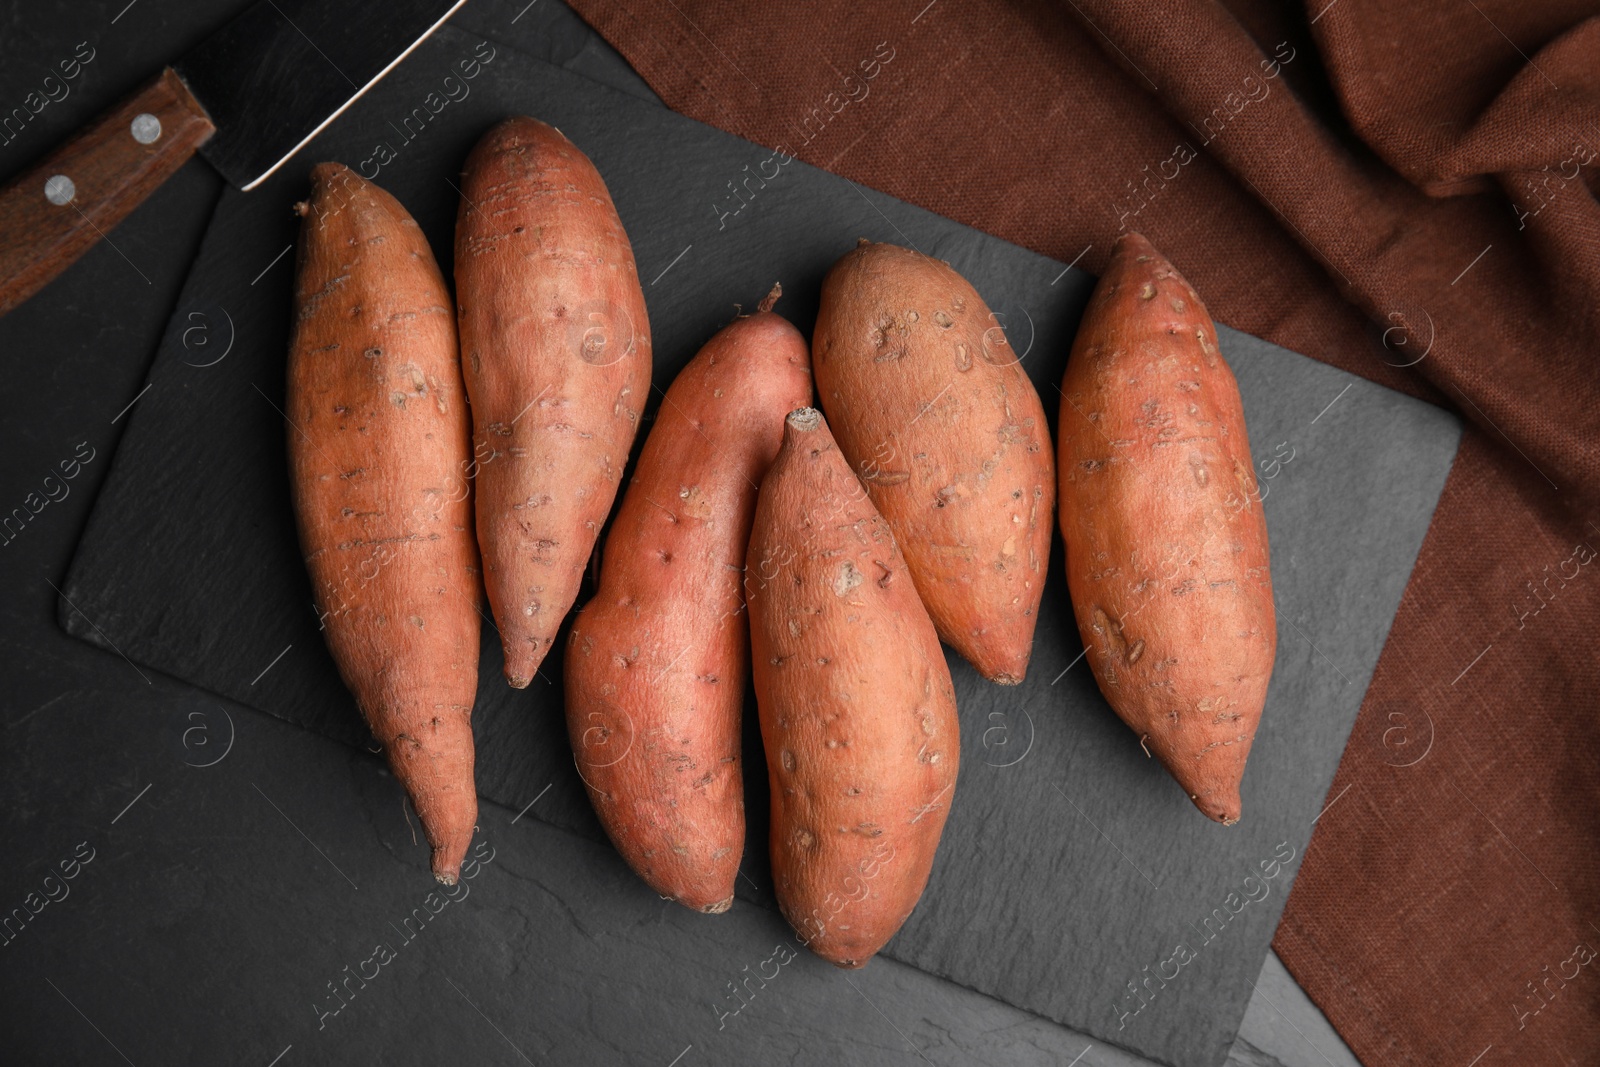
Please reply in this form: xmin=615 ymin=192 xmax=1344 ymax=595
xmin=0 ymin=2 xmax=1363 ymax=1064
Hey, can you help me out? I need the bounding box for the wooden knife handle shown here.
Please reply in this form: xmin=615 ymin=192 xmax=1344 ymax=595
xmin=0 ymin=67 xmax=215 ymax=317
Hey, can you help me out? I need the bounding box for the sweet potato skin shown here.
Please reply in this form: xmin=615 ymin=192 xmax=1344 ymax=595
xmin=454 ymin=116 xmax=652 ymax=687
xmin=565 ymin=297 xmax=812 ymax=912
xmin=1056 ymin=232 xmax=1275 ymax=824
xmin=748 ymin=408 xmax=960 ymax=967
xmin=812 ymin=241 xmax=1053 ymax=684
xmin=287 ymin=162 xmax=480 ymax=883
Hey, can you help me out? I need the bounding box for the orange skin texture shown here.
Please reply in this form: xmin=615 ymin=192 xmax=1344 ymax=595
xmin=454 ymin=116 xmax=652 ymax=687
xmin=1057 ymin=232 xmax=1276 ymax=825
xmin=564 ymin=304 xmax=813 ymax=913
xmin=812 ymin=241 xmax=1054 ymax=684
xmin=748 ymin=409 xmax=960 ymax=967
xmin=287 ymin=163 xmax=481 ymax=884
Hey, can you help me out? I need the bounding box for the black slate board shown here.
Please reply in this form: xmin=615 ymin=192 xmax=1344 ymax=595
xmin=57 ymin=22 xmax=1459 ymax=1067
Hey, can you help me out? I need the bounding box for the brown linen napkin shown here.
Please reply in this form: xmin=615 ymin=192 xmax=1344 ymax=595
xmin=562 ymin=1 xmax=1600 ymax=1062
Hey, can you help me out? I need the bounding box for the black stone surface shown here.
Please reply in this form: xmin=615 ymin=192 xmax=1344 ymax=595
xmin=2 ymin=2 xmax=1448 ymax=1065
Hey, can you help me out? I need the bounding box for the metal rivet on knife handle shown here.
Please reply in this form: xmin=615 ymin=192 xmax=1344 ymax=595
xmin=130 ymin=113 xmax=163 ymax=144
xmin=44 ymin=176 xmax=77 ymax=206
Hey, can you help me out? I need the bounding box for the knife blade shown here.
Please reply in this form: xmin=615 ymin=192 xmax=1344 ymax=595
xmin=0 ymin=0 xmax=467 ymax=317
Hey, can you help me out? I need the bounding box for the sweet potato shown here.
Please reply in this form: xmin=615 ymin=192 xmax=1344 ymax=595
xmin=812 ymin=241 xmax=1053 ymax=684
xmin=454 ymin=116 xmax=652 ymax=687
xmin=565 ymin=287 xmax=812 ymax=912
xmin=747 ymin=407 xmax=960 ymax=967
xmin=287 ymin=163 xmax=480 ymax=883
xmin=1056 ymin=232 xmax=1276 ymax=824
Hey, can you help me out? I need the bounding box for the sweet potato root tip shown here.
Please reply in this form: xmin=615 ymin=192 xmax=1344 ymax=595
xmin=1193 ymin=781 xmax=1243 ymax=826
xmin=1057 ymin=231 xmax=1275 ymax=823
xmin=758 ymin=283 xmax=782 ymax=314
xmin=786 ymin=406 xmax=821 ymax=432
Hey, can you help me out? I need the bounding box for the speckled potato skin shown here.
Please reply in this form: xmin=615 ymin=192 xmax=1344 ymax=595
xmin=812 ymin=241 xmax=1053 ymax=684
xmin=287 ymin=163 xmax=481 ymax=884
xmin=564 ymin=302 xmax=813 ymax=913
xmin=454 ymin=116 xmax=652 ymax=688
xmin=1057 ymin=232 xmax=1276 ymax=825
xmin=747 ymin=408 xmax=960 ymax=968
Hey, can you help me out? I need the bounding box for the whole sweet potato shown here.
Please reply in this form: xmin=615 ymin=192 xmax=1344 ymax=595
xmin=748 ymin=407 xmax=960 ymax=967
xmin=812 ymin=241 xmax=1053 ymax=684
xmin=287 ymin=163 xmax=481 ymax=883
xmin=1056 ymin=232 xmax=1276 ymax=824
xmin=565 ymin=287 xmax=812 ymax=913
xmin=455 ymin=116 xmax=652 ymax=687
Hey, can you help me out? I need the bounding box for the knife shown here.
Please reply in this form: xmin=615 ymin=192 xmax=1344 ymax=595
xmin=0 ymin=0 xmax=467 ymax=316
